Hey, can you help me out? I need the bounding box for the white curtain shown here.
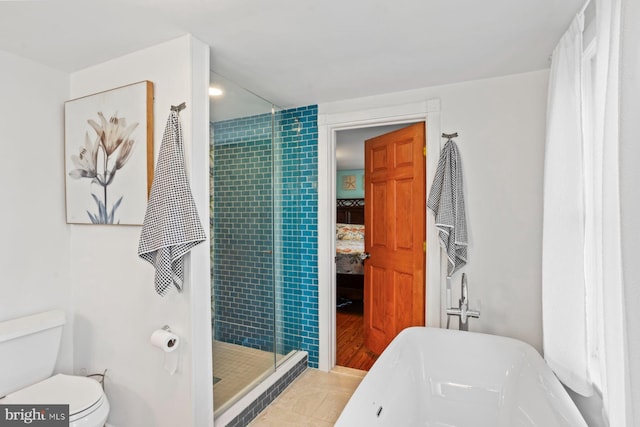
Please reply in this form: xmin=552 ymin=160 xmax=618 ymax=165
xmin=544 ymin=0 xmax=629 ymax=424
xmin=592 ymin=0 xmax=627 ymax=424
xmin=542 ymin=12 xmax=593 ymax=397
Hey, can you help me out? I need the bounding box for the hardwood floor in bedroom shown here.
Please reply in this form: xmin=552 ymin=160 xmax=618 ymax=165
xmin=336 ymin=299 xmax=379 ymax=371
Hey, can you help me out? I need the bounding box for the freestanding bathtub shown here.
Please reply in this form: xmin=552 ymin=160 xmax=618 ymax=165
xmin=335 ymin=327 xmax=587 ymax=427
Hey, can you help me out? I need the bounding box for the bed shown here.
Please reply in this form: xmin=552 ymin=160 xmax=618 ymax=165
xmin=336 ymin=199 xmax=365 ymax=302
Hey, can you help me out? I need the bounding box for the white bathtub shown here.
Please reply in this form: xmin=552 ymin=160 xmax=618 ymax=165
xmin=335 ymin=327 xmax=587 ymax=427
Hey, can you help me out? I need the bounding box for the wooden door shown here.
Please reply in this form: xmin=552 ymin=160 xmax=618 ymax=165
xmin=364 ymin=122 xmax=426 ymax=355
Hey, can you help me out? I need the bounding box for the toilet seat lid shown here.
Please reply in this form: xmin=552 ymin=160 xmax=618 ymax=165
xmin=3 ymin=374 xmax=104 ymax=416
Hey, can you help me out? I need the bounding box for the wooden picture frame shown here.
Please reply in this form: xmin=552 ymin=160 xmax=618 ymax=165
xmin=64 ymin=81 xmax=154 ymax=225
xmin=342 ymin=175 xmax=357 ymax=191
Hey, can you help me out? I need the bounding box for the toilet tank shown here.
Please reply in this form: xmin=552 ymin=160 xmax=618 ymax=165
xmin=0 ymin=310 xmax=66 ymax=397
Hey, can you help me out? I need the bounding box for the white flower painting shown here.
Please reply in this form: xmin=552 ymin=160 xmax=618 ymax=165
xmin=65 ymin=81 xmax=154 ymax=225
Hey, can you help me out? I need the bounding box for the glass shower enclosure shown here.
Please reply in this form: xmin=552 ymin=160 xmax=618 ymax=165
xmin=209 ymin=71 xmax=301 ymax=415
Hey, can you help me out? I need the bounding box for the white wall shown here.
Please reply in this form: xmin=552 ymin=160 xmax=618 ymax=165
xmin=320 ymin=70 xmax=549 ymax=353
xmin=68 ymin=35 xmax=211 ymax=427
xmin=0 ymin=50 xmax=73 ymax=373
xmin=619 ymin=0 xmax=640 ymax=422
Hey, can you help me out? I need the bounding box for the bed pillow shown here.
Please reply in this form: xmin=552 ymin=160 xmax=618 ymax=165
xmin=336 ymin=223 xmax=365 ymax=240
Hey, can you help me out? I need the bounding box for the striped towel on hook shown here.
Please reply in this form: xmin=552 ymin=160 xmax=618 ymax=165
xmin=427 ymin=138 xmax=468 ymax=277
xmin=138 ymin=105 xmax=206 ymax=296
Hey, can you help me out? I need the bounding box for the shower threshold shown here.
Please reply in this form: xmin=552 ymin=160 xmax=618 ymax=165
xmin=212 ymin=340 xmax=301 ymax=414
xmin=214 ymin=347 xmax=307 ymax=426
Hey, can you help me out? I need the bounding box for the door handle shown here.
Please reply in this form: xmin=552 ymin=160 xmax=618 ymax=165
xmin=359 ymin=252 xmax=371 ymax=260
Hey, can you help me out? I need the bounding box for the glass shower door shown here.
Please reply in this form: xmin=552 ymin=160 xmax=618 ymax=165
xmin=210 ymin=71 xmax=283 ymax=415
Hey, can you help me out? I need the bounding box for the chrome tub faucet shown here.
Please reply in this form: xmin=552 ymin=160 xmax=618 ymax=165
xmin=446 ymin=273 xmax=480 ymax=331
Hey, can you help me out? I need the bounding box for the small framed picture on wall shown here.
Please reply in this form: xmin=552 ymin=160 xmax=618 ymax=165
xmin=342 ymin=175 xmax=357 ymax=191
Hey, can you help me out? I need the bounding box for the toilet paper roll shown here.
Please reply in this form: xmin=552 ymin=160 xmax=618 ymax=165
xmin=150 ymin=329 xmax=180 ymax=353
xmin=151 ymin=329 xmax=180 ymax=374
xmin=163 ymin=351 xmax=179 ymax=375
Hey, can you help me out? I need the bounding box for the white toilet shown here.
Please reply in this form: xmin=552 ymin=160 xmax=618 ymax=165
xmin=0 ymin=310 xmax=110 ymax=427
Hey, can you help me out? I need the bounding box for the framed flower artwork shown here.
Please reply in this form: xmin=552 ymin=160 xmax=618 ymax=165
xmin=64 ymin=81 xmax=154 ymax=225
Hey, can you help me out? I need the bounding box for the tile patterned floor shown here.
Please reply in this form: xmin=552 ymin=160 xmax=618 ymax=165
xmin=213 ymin=340 xmax=297 ymax=415
xmin=248 ymin=366 xmax=366 ymax=426
xmin=213 ymin=341 xmax=275 ymax=414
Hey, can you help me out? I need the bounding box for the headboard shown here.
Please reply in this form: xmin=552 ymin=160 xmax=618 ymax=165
xmin=337 ymin=198 xmax=364 ymax=224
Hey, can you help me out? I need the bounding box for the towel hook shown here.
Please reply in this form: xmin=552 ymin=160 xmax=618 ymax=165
xmin=442 ymin=132 xmax=458 ymax=139
xmin=171 ymin=102 xmax=186 ymax=112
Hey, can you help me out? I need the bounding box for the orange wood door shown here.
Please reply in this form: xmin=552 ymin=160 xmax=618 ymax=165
xmin=364 ymin=122 xmax=426 ymax=355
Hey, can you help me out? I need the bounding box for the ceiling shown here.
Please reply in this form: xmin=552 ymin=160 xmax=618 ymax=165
xmin=0 ymin=0 xmax=582 ymax=109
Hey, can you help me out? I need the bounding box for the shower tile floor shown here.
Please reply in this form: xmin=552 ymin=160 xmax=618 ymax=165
xmin=213 ymin=340 xmax=290 ymax=415
xmin=249 ymin=366 xmax=366 ymax=426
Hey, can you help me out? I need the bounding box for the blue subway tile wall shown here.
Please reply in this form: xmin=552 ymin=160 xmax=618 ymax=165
xmin=211 ymin=112 xmax=275 ymax=351
xmin=210 ymin=105 xmax=319 ymax=367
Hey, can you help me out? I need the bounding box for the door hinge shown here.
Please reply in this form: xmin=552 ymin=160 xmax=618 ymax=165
xmin=423 ymin=146 xmax=427 ymax=157
xmin=423 ymin=241 xmax=426 ymax=252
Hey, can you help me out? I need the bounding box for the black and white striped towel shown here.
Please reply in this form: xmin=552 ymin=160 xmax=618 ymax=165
xmin=427 ymin=138 xmax=468 ymax=277
xmin=138 ymin=107 xmax=206 ymax=296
